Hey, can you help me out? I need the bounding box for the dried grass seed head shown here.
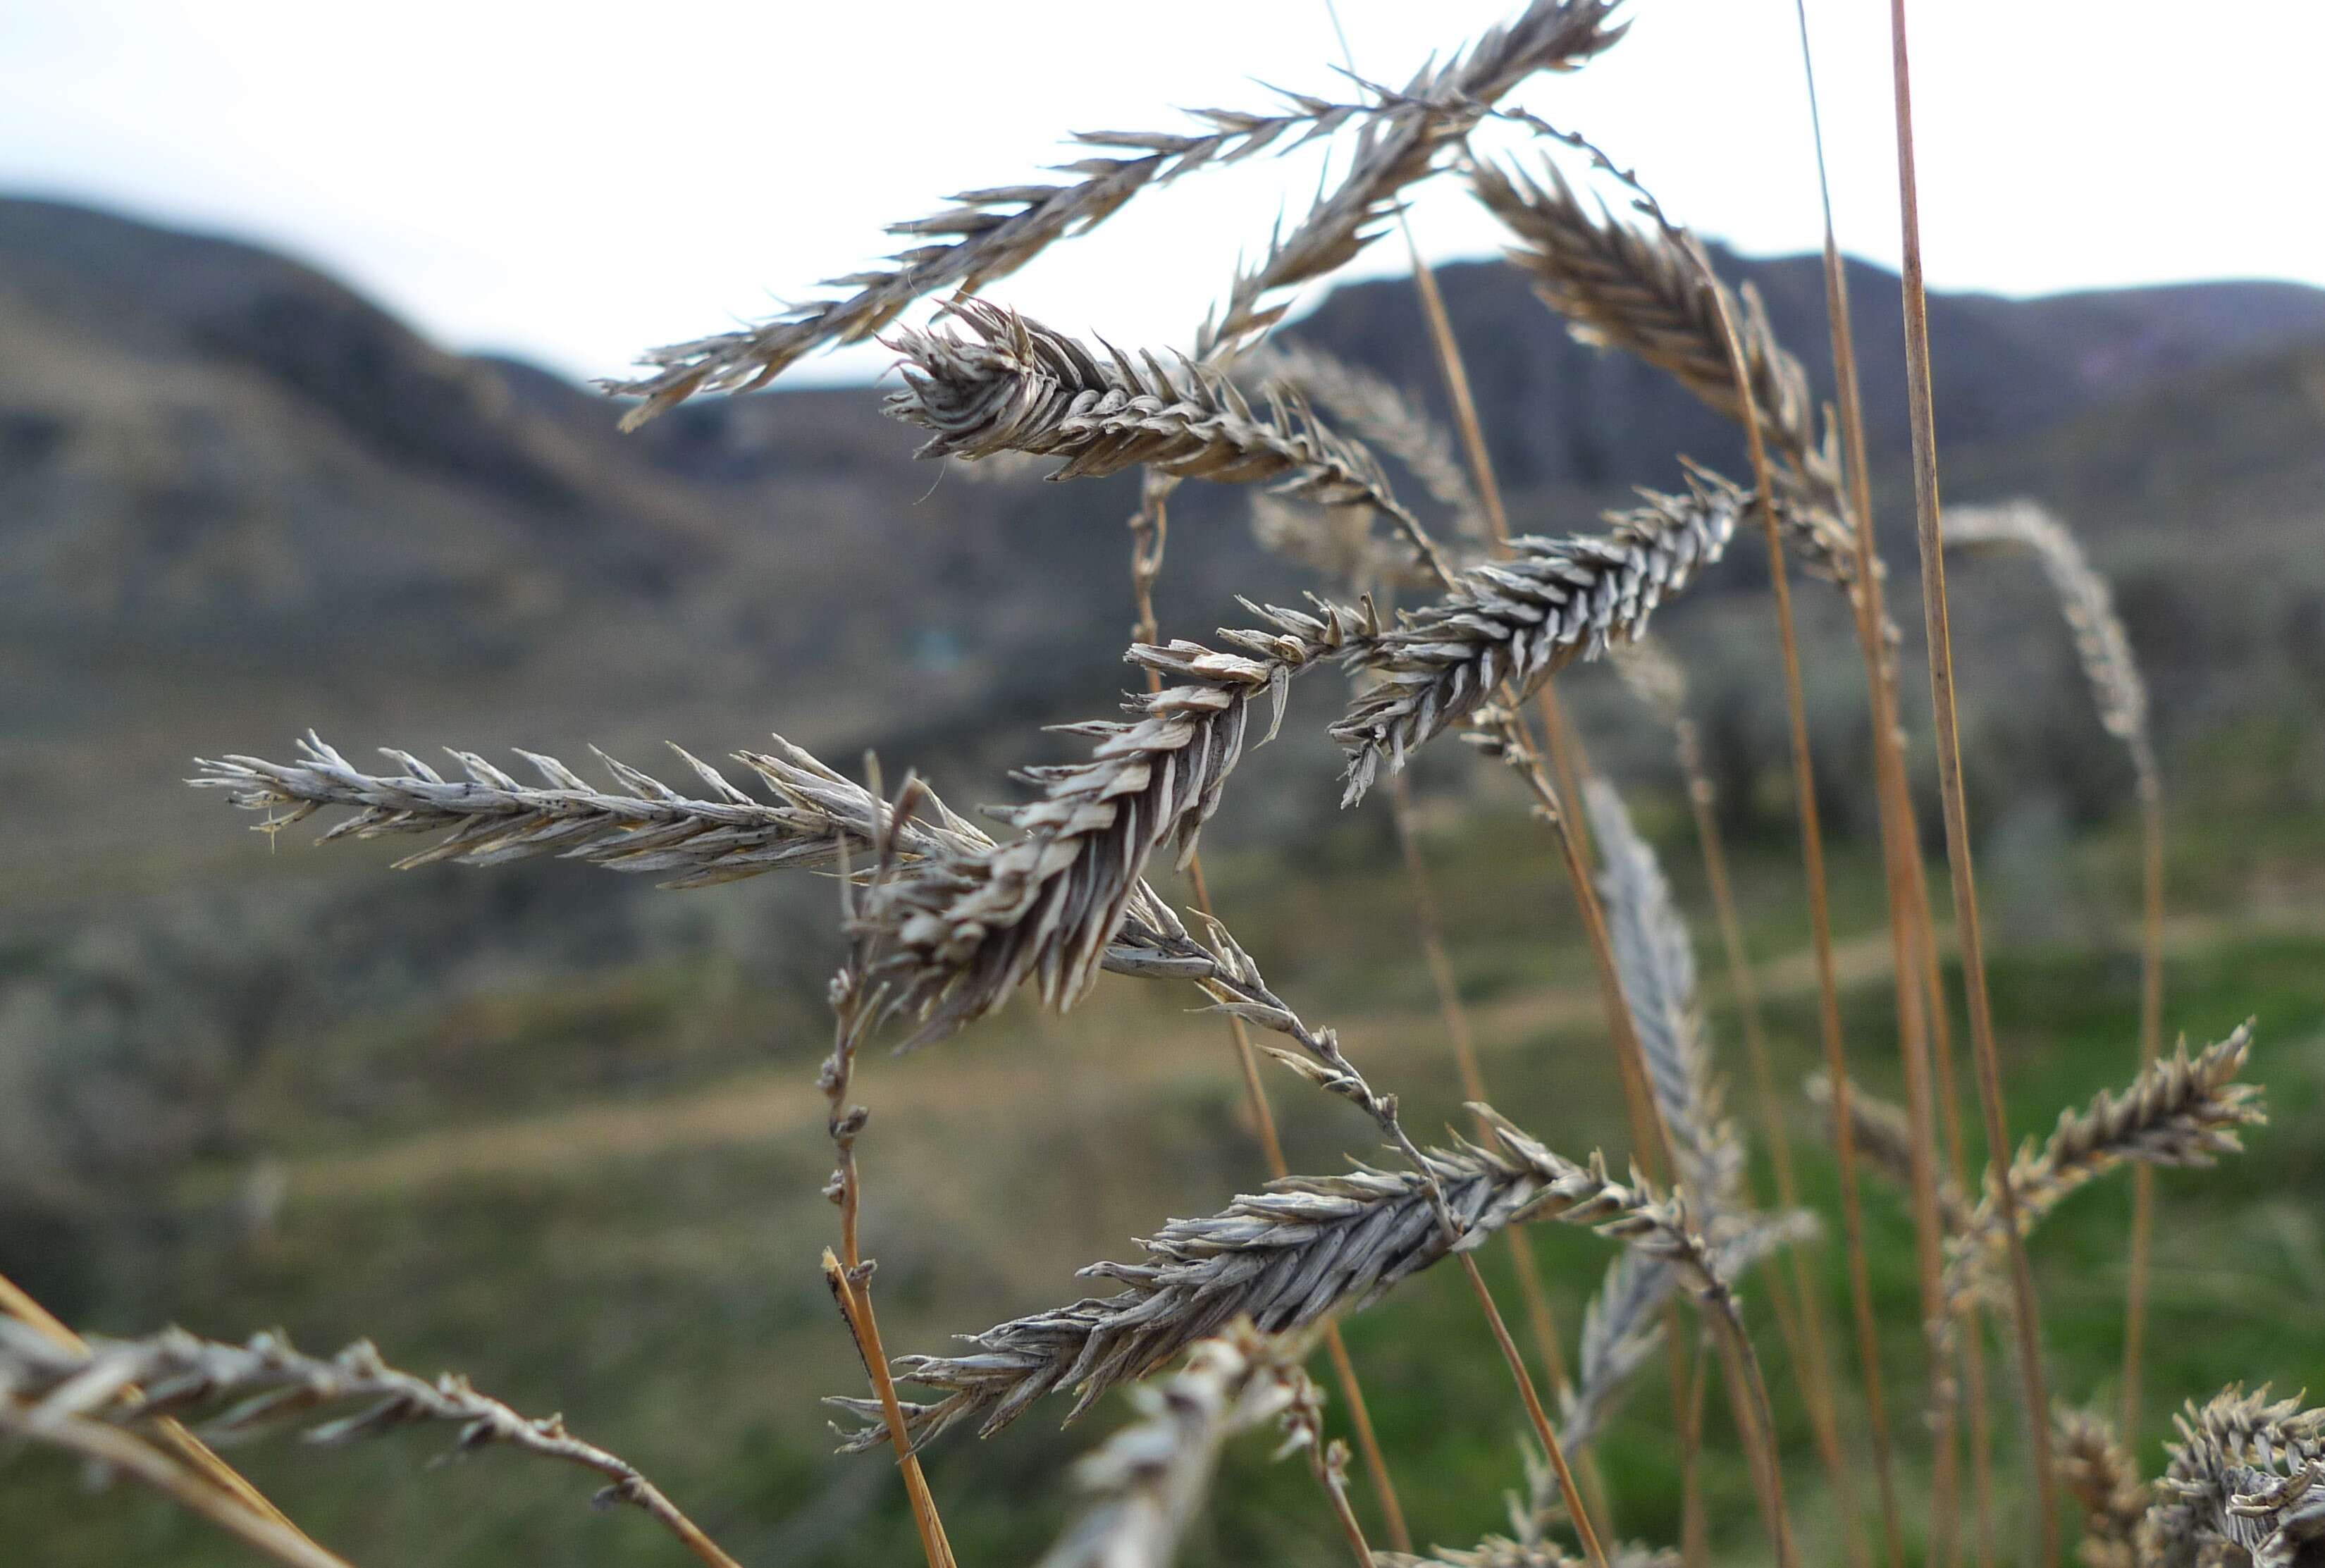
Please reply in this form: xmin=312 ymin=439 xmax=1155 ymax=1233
xmin=1332 ymin=472 xmax=1743 ymax=803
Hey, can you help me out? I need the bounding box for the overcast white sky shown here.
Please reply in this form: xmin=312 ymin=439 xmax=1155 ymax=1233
xmin=4 ymin=1 xmax=2321 ymax=387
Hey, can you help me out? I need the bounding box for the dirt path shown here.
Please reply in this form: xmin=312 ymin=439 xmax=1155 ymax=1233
xmin=254 ymin=908 xmax=2312 ymax=1204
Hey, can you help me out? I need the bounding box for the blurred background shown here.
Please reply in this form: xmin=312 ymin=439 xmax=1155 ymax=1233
xmin=4 ymin=3 xmax=2324 ymax=1565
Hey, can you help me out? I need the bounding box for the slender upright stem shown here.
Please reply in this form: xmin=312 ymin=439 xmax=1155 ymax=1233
xmin=1673 ymin=1321 xmax=1708 ymax=1568
xmin=1395 ymin=209 xmax=1600 ymax=868
xmin=1389 ymin=772 xmax=1615 ymax=1526
xmin=1459 ymin=1252 xmax=1614 ymax=1568
xmin=1135 ymin=491 xmax=1414 ymax=1552
xmin=1390 ymin=202 xmax=1686 ymax=1542
xmin=1312 ymin=1438 xmax=1382 ymax=1568
xmin=1787 ymin=4 xmax=1980 ymax=1557
xmin=822 ymin=949 xmax=958 ymax=1568
xmin=1675 ymin=708 xmax=1869 ymax=1568
xmin=1886 ymin=9 xmax=2060 ymax=1563
xmin=823 ymin=1252 xmax=956 ymax=1568
xmin=2121 ymin=777 xmax=2166 ymax=1437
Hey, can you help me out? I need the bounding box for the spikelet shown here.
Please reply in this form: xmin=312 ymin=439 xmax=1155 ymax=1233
xmin=1805 ymin=1073 xmax=1971 ymax=1234
xmin=882 ymin=304 xmax=1422 ymax=539
xmin=1242 ymin=339 xmax=1488 ymax=539
xmin=608 ymin=0 xmax=1624 ymax=420
xmin=858 ymin=599 xmax=1376 ymax=1046
xmin=0 ymin=1321 xmax=725 ymax=1560
xmin=832 ymin=1109 xmax=1672 ymax=1453
xmin=1469 ymin=156 xmax=1870 ymax=601
xmin=2146 ymin=1385 xmax=2325 ymax=1568
xmin=1584 ymin=777 xmax=1744 ymax=1211
xmin=1944 ymin=498 xmax=2157 ymax=791
xmin=1331 ymin=474 xmax=1743 ymax=803
xmin=1941 ymin=1025 xmax=2264 ymax=1318
xmin=192 ymin=730 xmax=993 ymax=889
xmin=2056 ymin=1406 xmax=2151 ymax=1568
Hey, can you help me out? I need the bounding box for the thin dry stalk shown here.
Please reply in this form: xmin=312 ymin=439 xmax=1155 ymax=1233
xmin=1610 ymin=640 xmax=1868 ymax=1568
xmin=1331 ymin=476 xmax=1744 ymax=803
xmin=1554 ymin=1209 xmax=1819 ymax=1457
xmin=1389 ymin=772 xmax=1598 ymax=1497
xmin=1806 ymin=1075 xmax=1972 ymax=1235
xmin=1364 ymin=159 xmax=1651 ymax=1534
xmin=1378 ymin=200 xmax=1607 ymax=882
xmin=823 ymin=787 xmax=960 ymax=1568
xmin=1471 ymin=709 xmax=1794 ymax=1568
xmin=1480 ymin=99 xmax=1963 ymax=1564
xmin=1315 ymin=1311 xmax=1410 ymax=1555
xmin=1655 ymin=183 xmax=1823 ymax=1568
xmin=1457 ymin=1249 xmax=1614 ymax=1568
xmin=0 ymin=1322 xmax=740 ymax=1568
xmin=1125 ymin=519 xmax=1415 ymax=1550
xmin=1782 ymin=8 xmax=1982 ymax=1557
xmin=1384 ymin=1541 xmax=1668 ymax=1568
xmin=2124 ymin=784 xmax=2167 ymax=1439
xmin=1462 ymin=718 xmax=1679 ymax=1183
xmin=825 ymin=1253 xmax=958 ymax=1568
xmin=1887 ymin=9 xmax=2061 ymax=1558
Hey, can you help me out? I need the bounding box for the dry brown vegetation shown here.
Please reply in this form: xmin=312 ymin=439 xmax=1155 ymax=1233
xmin=4 ymin=4 xmax=2312 ymax=1568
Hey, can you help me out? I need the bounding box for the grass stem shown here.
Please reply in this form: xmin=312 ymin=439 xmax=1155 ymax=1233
xmin=1885 ymin=6 xmax=2061 ymax=1561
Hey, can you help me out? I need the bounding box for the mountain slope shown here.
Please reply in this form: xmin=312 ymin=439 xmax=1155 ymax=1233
xmin=4 ymin=192 xmax=2322 ymax=882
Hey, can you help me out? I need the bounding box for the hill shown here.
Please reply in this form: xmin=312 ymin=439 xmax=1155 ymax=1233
xmin=2 ymin=192 xmax=2323 ymax=1200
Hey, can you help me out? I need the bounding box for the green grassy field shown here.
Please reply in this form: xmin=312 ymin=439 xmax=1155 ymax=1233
xmin=6 ymin=778 xmax=2322 ymax=1568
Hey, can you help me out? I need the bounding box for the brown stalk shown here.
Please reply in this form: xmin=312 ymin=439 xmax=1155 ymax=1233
xmin=1648 ymin=674 xmax=1868 ymax=1568
xmin=1254 ymin=25 xmax=1620 ymax=1514
xmin=825 ymin=815 xmax=958 ymax=1568
xmin=1468 ymin=105 xmax=1900 ymax=1564
xmin=1510 ymin=141 xmax=1822 ymax=1568
xmin=1385 ymin=187 xmax=1677 ymax=1223
xmin=1379 ymin=185 xmax=1619 ymax=1525
xmin=1673 ymin=1321 xmax=1707 ymax=1568
xmin=1459 ymin=1249 xmax=1614 ymax=1568
xmin=1885 ymin=7 xmax=2061 ymax=1564
xmin=1691 ymin=297 xmax=1818 ymax=1568
xmin=1310 ymin=1434 xmax=1383 ymax=1568
xmin=1488 ymin=734 xmax=1795 ymax=1568
xmin=1784 ymin=5 xmax=1995 ymax=1559
xmin=823 ymin=1252 xmax=956 ymax=1568
xmin=1369 ymin=252 xmax=1796 ymax=1549
xmin=0 ymin=1271 xmax=327 ymax=1557
xmin=1388 ymin=770 xmax=1615 ymax=1527
xmin=1135 ymin=496 xmax=1415 ymax=1553
xmin=2122 ymin=774 xmax=2166 ymax=1440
